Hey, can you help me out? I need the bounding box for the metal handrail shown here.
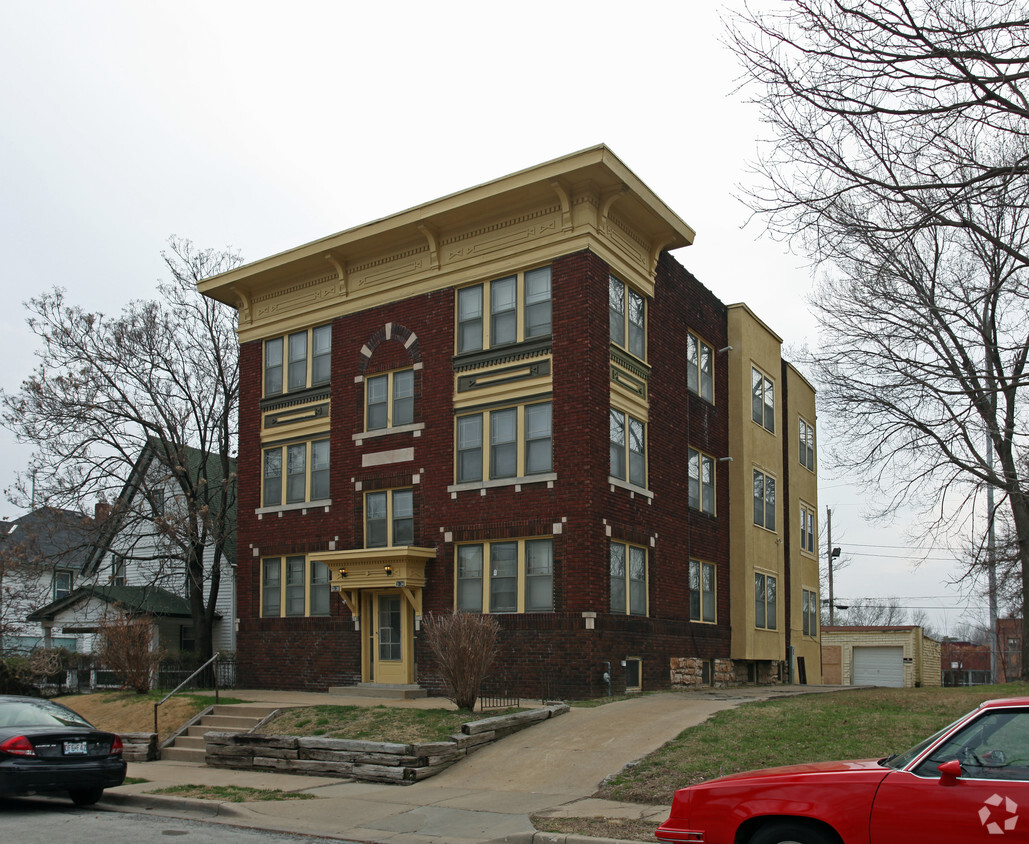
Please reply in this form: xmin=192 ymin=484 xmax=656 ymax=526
xmin=153 ymin=651 xmax=221 ymax=735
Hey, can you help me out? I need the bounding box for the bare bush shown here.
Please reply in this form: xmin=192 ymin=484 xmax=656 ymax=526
xmin=97 ymin=614 xmax=164 ymax=694
xmin=421 ymin=613 xmax=499 ymax=711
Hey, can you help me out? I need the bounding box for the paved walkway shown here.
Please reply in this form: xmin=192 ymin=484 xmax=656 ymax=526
xmin=104 ymin=685 xmax=840 ymax=844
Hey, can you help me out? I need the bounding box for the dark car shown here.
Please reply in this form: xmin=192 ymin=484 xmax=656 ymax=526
xmin=656 ymin=696 xmax=1029 ymax=844
xmin=0 ymin=695 xmax=126 ymax=805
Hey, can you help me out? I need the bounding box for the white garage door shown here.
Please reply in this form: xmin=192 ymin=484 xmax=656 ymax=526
xmin=853 ymin=646 xmax=905 ymax=687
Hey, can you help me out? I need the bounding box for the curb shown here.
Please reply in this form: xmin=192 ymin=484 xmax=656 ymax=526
xmin=487 ymin=835 xmax=653 ymax=844
xmin=101 ymin=789 xmax=252 ymax=821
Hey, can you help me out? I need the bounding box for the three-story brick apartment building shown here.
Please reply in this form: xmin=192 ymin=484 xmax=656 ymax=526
xmin=198 ymin=146 xmax=821 ymax=698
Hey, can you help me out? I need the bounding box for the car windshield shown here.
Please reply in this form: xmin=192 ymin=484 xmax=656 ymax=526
xmin=881 ymin=714 xmax=970 ymax=769
xmin=0 ymin=698 xmax=93 ymax=729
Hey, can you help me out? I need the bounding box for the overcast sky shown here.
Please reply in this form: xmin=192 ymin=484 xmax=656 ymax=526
xmin=0 ymin=0 xmax=987 ymax=635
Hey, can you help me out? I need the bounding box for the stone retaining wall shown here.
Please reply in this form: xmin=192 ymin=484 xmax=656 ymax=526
xmin=204 ymin=703 xmax=570 ymax=784
xmin=120 ymin=731 xmax=159 ymax=762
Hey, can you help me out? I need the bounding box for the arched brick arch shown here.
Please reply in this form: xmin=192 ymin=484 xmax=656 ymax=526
xmin=356 ymin=323 xmax=422 ymax=375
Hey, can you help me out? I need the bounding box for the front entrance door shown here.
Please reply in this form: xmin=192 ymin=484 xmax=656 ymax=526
xmin=370 ymin=592 xmax=410 ymax=684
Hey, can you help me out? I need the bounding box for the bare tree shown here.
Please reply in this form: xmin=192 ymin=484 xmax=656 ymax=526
xmin=1 ymin=238 xmax=241 ymax=662
xmin=831 ymin=597 xmax=908 ymax=627
xmin=728 ymin=0 xmax=1029 ymax=676
xmin=421 ymin=613 xmax=500 ymax=711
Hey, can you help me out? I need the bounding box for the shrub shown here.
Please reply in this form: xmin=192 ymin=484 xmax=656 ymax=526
xmin=421 ymin=613 xmax=499 ymax=711
xmin=97 ymin=613 xmax=164 ymax=694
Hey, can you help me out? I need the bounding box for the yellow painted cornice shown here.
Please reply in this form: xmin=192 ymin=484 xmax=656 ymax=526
xmin=199 ymin=146 xmax=696 ymax=342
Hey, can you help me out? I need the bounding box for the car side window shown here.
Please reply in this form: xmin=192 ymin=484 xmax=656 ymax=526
xmin=914 ymin=709 xmax=1029 ymax=781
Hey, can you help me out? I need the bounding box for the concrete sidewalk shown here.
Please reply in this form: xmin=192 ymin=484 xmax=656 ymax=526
xmin=102 ymin=685 xmax=839 ymax=844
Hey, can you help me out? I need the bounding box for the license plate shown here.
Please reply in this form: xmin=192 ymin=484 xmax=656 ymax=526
xmin=63 ymin=741 xmax=88 ymax=755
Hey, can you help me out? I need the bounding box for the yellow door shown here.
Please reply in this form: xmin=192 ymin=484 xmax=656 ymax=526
xmin=372 ymin=592 xmax=410 ymax=684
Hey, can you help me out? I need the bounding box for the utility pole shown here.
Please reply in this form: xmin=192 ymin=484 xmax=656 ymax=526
xmin=827 ymin=507 xmax=835 ymax=625
xmin=988 ymin=438 xmax=998 ymax=683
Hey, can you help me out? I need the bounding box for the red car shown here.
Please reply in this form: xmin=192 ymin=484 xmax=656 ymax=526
xmin=656 ymin=696 xmax=1029 ymax=844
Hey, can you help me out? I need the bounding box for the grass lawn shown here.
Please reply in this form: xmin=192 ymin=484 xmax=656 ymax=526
xmin=596 ymin=683 xmax=1029 ymax=806
xmin=265 ymin=704 xmax=502 ymax=743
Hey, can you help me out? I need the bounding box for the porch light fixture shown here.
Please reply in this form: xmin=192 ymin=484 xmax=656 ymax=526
xmin=383 ymin=565 xmax=393 ymax=575
xmin=338 ymin=568 xmax=347 ymax=578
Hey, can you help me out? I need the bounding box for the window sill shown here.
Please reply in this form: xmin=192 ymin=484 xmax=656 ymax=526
xmin=256 ymin=499 xmax=332 ymax=517
xmin=447 ymin=473 xmax=557 ymax=495
xmin=608 ymin=476 xmax=654 ymax=500
xmin=354 ymin=423 xmax=425 ymax=444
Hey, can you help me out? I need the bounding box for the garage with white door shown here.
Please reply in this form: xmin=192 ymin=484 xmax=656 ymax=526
xmin=853 ymin=645 xmax=905 ymax=687
xmin=820 ymin=626 xmax=941 ymax=688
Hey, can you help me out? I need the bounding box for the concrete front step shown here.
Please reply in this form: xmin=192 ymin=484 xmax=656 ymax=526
xmin=197 ymin=714 xmax=266 ymax=729
xmin=328 ymin=683 xmax=428 ymax=699
xmin=185 ymin=724 xmax=249 ymax=738
xmin=161 ymin=745 xmax=207 ymax=763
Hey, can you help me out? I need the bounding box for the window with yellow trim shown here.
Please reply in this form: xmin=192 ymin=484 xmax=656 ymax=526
xmin=455 ymin=538 xmax=553 ymax=614
xmin=800 ymin=505 xmax=816 ymax=553
xmin=262 ymin=439 xmax=329 ymax=508
xmin=264 ymin=324 xmax=331 ymax=397
xmin=365 ymin=488 xmax=414 ymax=548
xmin=609 ymin=408 xmax=646 ymax=488
xmin=799 ymin=417 xmax=815 ymax=470
xmin=802 ymin=588 xmax=818 ymax=636
xmin=689 ymin=559 xmax=716 ymax=623
xmin=456 ymin=266 xmax=552 ymax=353
xmin=609 ymin=275 xmax=646 ymax=359
xmin=366 ymin=368 xmax=414 ymax=431
xmin=610 ymin=541 xmax=647 ymax=616
xmin=456 ymin=402 xmax=552 ymax=484
xmin=261 ymin=556 xmax=331 ymax=618
xmin=686 ymin=331 xmax=714 ymax=402
xmin=688 ymin=447 xmax=715 ymax=513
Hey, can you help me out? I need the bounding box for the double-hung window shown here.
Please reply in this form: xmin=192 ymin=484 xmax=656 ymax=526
xmin=263 ymin=439 xmax=330 ymax=507
xmin=610 ymin=409 xmax=646 ymax=488
xmin=609 ymin=541 xmax=647 ymax=616
xmin=456 ymin=402 xmax=552 ymax=483
xmin=689 ymin=560 xmax=716 ymax=623
xmin=688 ymin=447 xmax=715 ymax=514
xmin=799 ymin=417 xmax=815 ymax=470
xmin=802 ymin=588 xmax=818 ymax=636
xmin=755 ymin=571 xmax=777 ymax=630
xmin=686 ymin=332 xmax=714 ymax=402
xmin=455 ymin=538 xmax=553 ymax=613
xmin=366 ymin=369 xmax=414 ymax=431
xmin=752 ymin=367 xmax=775 ymax=432
xmin=264 ymin=325 xmax=331 ymax=396
xmin=609 ymin=275 xmax=645 ymax=359
xmin=262 ymin=556 xmax=330 ymax=617
xmin=54 ymin=571 xmax=73 ymax=601
xmin=800 ymin=506 xmax=816 ymax=553
xmin=753 ymin=469 xmax=776 ymax=530
xmin=456 ymin=267 xmax=552 ymax=353
xmin=365 ymin=488 xmax=414 ymax=547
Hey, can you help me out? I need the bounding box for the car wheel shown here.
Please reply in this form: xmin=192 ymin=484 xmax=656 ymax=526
xmin=69 ymin=787 xmax=104 ymax=806
xmin=750 ymin=820 xmax=836 ymax=844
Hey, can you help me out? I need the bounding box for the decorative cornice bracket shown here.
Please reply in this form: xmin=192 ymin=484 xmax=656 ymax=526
xmin=324 ymin=252 xmax=348 ymax=298
xmin=418 ymin=224 xmax=440 ymax=270
xmin=549 ymin=180 xmax=573 ymax=231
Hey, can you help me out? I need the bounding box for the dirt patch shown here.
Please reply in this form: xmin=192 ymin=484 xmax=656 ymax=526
xmin=531 ymin=815 xmax=659 ymax=841
xmin=54 ymin=692 xmax=209 ymax=743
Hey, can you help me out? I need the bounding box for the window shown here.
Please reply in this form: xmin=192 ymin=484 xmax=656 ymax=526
xmin=609 ymin=275 xmax=645 ymax=358
xmin=689 ymin=560 xmax=716 ymax=623
xmin=455 ymin=538 xmax=553 ymax=613
xmin=262 ymin=439 xmax=330 ymax=507
xmin=687 ymin=332 xmax=714 ymax=402
xmin=456 ymin=402 xmax=552 ymax=484
xmin=54 ymin=571 xmax=73 ymax=601
xmin=753 ymin=469 xmax=776 ymax=530
xmin=365 ymin=488 xmax=414 ymax=547
xmin=366 ymin=368 xmax=414 ymax=431
xmin=261 ymin=556 xmax=330 ymax=617
xmin=800 ymin=506 xmax=816 ymax=553
xmin=751 ymin=367 xmax=775 ymax=432
xmin=688 ymin=448 xmax=715 ymax=513
xmin=456 ymin=266 xmax=552 ymax=353
xmin=309 ymin=561 xmax=331 ymax=616
xmin=179 ymin=626 xmax=195 ymax=654
xmin=610 ymin=409 xmax=646 ymax=488
xmin=799 ymin=417 xmax=815 ymax=470
xmin=610 ymin=541 xmax=647 ymax=616
xmin=264 ymin=324 xmax=331 ymax=396
xmin=802 ymin=588 xmax=818 ymax=636
xmin=110 ymin=556 xmax=126 ymax=587
xmin=755 ymin=571 xmax=777 ymax=629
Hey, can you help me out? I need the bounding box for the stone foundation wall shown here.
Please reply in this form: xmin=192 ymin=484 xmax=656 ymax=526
xmin=204 ymin=704 xmax=569 ymax=785
xmin=669 ymin=657 xmax=737 ymax=688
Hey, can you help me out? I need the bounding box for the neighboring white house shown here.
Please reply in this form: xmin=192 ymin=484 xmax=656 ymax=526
xmin=0 ymin=507 xmax=98 ymax=654
xmin=26 ymin=442 xmax=237 ymax=660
